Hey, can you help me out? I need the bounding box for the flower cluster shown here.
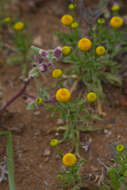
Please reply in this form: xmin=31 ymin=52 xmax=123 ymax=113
xmin=30 ymin=46 xmax=63 ymax=76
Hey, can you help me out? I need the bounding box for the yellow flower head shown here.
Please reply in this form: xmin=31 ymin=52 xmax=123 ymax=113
xmin=3 ymin=17 xmax=11 ymax=23
xmin=112 ymin=4 xmax=120 ymax=11
xmin=116 ymin=144 xmax=125 ymax=152
xmin=97 ymin=18 xmax=105 ymax=24
xmin=35 ymin=97 xmax=43 ymax=105
xmin=61 ymin=14 xmax=73 ymax=26
xmin=71 ymin=22 xmax=79 ymax=29
xmin=110 ymin=16 xmax=123 ymax=28
xmin=87 ymin=92 xmax=97 ymax=103
xmin=62 ymin=153 xmax=77 ymax=166
xmin=62 ymin=46 xmax=71 ymax=56
xmin=96 ymin=46 xmax=106 ymax=56
xmin=56 ymin=88 xmax=71 ymax=103
xmin=78 ymin=38 xmax=92 ymax=51
xmin=68 ymin=3 xmax=76 ymax=10
xmin=52 ymin=69 xmax=63 ymax=79
xmin=50 ymin=139 xmax=59 ymax=147
xmin=14 ymin=21 xmax=24 ymax=31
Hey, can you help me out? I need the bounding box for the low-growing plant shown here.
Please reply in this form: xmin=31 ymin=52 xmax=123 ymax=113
xmin=99 ymin=144 xmax=127 ymax=190
xmin=56 ymin=2 xmax=127 ymax=103
xmin=57 ymin=153 xmax=85 ymax=190
xmin=12 ymin=21 xmax=32 ymax=76
xmin=24 ymin=46 xmax=102 ymax=157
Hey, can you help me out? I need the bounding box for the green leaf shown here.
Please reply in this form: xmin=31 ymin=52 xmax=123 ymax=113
xmin=78 ymin=125 xmax=104 ymax=132
xmin=102 ymin=72 xmax=122 ymax=86
xmin=39 ymin=88 xmax=50 ymax=100
xmin=6 ymin=55 xmax=24 ymax=65
xmin=29 ymin=68 xmax=39 ymax=78
xmin=26 ymin=102 xmax=36 ymax=110
xmin=0 ymin=131 xmax=16 ymax=190
xmin=7 ymin=132 xmax=16 ymax=190
xmin=80 ymin=114 xmax=102 ymax=122
xmin=31 ymin=45 xmax=41 ymax=55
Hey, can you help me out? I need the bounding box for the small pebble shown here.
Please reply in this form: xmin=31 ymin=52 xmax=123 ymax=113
xmin=109 ymin=119 xmax=115 ymax=124
xmin=43 ymin=157 xmax=49 ymax=162
xmin=55 ymin=132 xmax=59 ymax=136
xmin=56 ymin=118 xmax=64 ymax=125
xmin=106 ymin=124 xmax=113 ymax=129
xmin=43 ymin=149 xmax=51 ymax=157
xmin=34 ymin=111 xmax=41 ymax=116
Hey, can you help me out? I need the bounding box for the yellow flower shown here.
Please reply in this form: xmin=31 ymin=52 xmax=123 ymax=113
xmin=97 ymin=18 xmax=105 ymax=24
xmin=71 ymin=22 xmax=79 ymax=29
xmin=116 ymin=144 xmax=125 ymax=152
xmin=62 ymin=153 xmax=77 ymax=166
xmin=112 ymin=4 xmax=120 ymax=11
xmin=14 ymin=22 xmax=24 ymax=31
xmin=78 ymin=38 xmax=92 ymax=51
xmin=68 ymin=3 xmax=76 ymax=10
xmin=61 ymin=14 xmax=73 ymax=26
xmin=3 ymin=17 xmax=11 ymax=23
xmin=52 ymin=69 xmax=63 ymax=79
xmin=35 ymin=97 xmax=43 ymax=105
xmin=50 ymin=139 xmax=59 ymax=147
xmin=96 ymin=46 xmax=106 ymax=56
xmin=87 ymin=92 xmax=97 ymax=103
xmin=56 ymin=88 xmax=71 ymax=103
xmin=110 ymin=16 xmax=123 ymax=28
xmin=62 ymin=46 xmax=71 ymax=56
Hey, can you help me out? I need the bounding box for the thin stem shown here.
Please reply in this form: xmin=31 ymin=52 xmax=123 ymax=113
xmin=23 ymin=92 xmax=36 ymax=100
xmin=75 ymin=130 xmax=80 ymax=158
xmin=97 ymin=158 xmax=109 ymax=171
xmin=1 ymin=80 xmax=30 ymax=112
xmin=22 ymin=55 xmax=28 ymax=77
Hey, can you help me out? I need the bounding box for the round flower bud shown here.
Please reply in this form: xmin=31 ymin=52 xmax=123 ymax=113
xmin=96 ymin=46 xmax=106 ymax=56
xmin=35 ymin=97 xmax=43 ymax=105
xmin=14 ymin=22 xmax=24 ymax=31
xmin=87 ymin=92 xmax=97 ymax=103
xmin=71 ymin=22 xmax=79 ymax=29
xmin=50 ymin=139 xmax=59 ymax=147
xmin=68 ymin=3 xmax=76 ymax=10
xmin=3 ymin=17 xmax=11 ymax=23
xmin=112 ymin=4 xmax=120 ymax=11
xmin=97 ymin=18 xmax=105 ymax=24
xmin=52 ymin=69 xmax=63 ymax=79
xmin=116 ymin=144 xmax=125 ymax=152
xmin=62 ymin=46 xmax=71 ymax=56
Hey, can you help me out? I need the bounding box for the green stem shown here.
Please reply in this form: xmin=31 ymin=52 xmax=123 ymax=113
xmin=22 ymin=55 xmax=28 ymax=76
xmin=75 ymin=130 xmax=80 ymax=158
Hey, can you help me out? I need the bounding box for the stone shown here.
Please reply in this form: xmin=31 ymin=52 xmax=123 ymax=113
xmin=56 ymin=118 xmax=64 ymax=125
xmin=33 ymin=36 xmax=42 ymax=47
xmin=43 ymin=149 xmax=51 ymax=157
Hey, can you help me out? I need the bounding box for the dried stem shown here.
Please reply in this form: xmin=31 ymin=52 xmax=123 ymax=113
xmin=1 ymin=79 xmax=30 ymax=112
